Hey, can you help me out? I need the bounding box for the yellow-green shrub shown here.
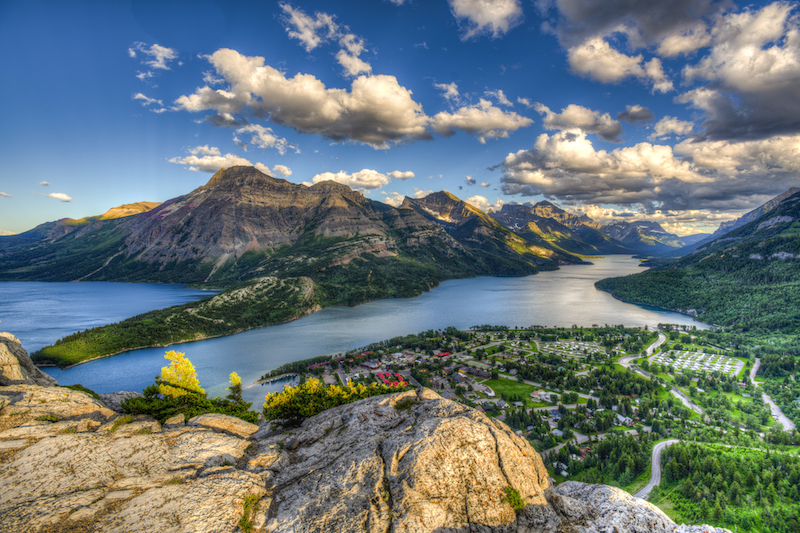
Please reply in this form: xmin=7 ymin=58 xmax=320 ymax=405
xmin=158 ymin=350 xmax=205 ymax=398
xmin=263 ymin=378 xmax=406 ymax=425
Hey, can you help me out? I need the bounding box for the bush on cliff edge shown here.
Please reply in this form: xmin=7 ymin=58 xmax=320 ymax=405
xmin=121 ymin=351 xmax=258 ymax=424
xmin=263 ymin=378 xmax=407 ymax=426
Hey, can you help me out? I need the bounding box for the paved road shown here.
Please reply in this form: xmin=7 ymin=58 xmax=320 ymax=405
xmin=751 ymin=358 xmax=796 ymax=431
xmin=618 ymin=331 xmax=704 ymax=415
xmin=618 ymin=331 xmax=667 ymax=368
xmin=634 ymin=439 xmax=678 ymax=500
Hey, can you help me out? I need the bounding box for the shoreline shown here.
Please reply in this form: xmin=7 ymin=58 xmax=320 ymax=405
xmin=40 ymin=304 xmax=324 ymax=370
xmin=594 ymin=286 xmax=712 ymax=329
xmin=33 ymin=265 xmax=566 ymax=369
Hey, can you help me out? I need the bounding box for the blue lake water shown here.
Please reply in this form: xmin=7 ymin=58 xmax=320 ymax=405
xmin=0 ymin=256 xmax=706 ymax=405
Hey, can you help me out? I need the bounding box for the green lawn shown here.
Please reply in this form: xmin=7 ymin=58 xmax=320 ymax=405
xmin=483 ymin=378 xmax=542 ymax=407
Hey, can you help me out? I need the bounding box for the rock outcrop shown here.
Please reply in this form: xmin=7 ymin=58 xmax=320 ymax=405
xmin=0 ymin=384 xmax=729 ymax=533
xmin=0 ymin=333 xmax=57 ymax=387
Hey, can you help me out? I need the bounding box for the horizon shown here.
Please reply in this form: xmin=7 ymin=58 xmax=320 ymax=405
xmin=2 ymin=0 xmax=799 ymax=236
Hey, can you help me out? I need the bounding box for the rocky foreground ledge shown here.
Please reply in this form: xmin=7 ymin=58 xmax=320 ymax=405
xmin=0 ymin=333 xmax=728 ymax=533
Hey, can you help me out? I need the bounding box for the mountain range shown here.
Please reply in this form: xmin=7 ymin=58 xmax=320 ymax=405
xmin=0 ymin=166 xmax=588 ymax=301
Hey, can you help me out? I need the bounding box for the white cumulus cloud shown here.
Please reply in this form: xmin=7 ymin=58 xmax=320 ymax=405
xmin=499 ymin=129 xmax=800 ymax=213
xmin=431 ymin=99 xmax=533 ymax=144
xmin=435 ymin=82 xmax=462 ymax=106
xmin=39 ymin=181 xmax=50 ymax=187
xmin=176 ymin=49 xmax=533 ymax=148
xmin=449 ymin=0 xmax=524 ymax=40
xmin=133 ymin=93 xmax=163 ymax=107
xmin=465 ymin=194 xmax=505 ymax=213
xmin=567 ymin=38 xmax=673 ymax=93
xmin=0 ymin=192 xmax=11 ymax=198
xmin=233 ymin=124 xmax=297 ymax=155
xmin=280 ymin=4 xmax=372 ymax=78
xmin=535 ymin=103 xmax=622 ymax=142
xmin=169 ymin=146 xmax=253 ymax=173
xmin=382 ymin=191 xmax=406 ymax=207
xmin=44 ymin=192 xmax=72 ymax=202
xmin=271 ymin=164 xmax=293 ymax=177
xmin=129 ymin=42 xmax=178 ymax=82
xmin=279 ymin=3 xmax=338 ymax=51
xmin=485 ymin=89 xmax=513 ymax=107
xmin=387 ymin=170 xmax=415 ymax=180
xmin=649 ymin=117 xmax=695 ymax=140
xmin=312 ymin=169 xmax=391 ymax=192
xmin=176 ymin=49 xmax=429 ymax=149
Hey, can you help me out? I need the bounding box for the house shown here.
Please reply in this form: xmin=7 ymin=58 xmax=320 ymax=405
xmin=497 ymin=400 xmax=510 ymax=409
xmin=531 ymin=391 xmax=552 ymax=402
xmin=616 ymin=414 xmax=634 ymax=426
xmin=551 ymin=429 xmax=564 ymax=438
xmin=513 ymin=401 xmax=524 ymax=408
xmin=465 ymin=367 xmax=491 ymax=379
xmin=360 ymin=360 xmax=380 ymax=370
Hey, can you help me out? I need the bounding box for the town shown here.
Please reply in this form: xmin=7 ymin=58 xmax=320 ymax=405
xmin=260 ymin=324 xmax=800 ymax=529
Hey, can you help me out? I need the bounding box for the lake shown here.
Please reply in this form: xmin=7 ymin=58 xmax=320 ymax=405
xmin=0 ymin=256 xmax=706 ymax=405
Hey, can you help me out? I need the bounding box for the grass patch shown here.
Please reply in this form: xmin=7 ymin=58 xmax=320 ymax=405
xmin=110 ymin=415 xmax=133 ymax=432
xmin=63 ymin=384 xmax=100 ymax=400
xmin=35 ymin=415 xmax=59 ymax=423
xmin=395 ymin=398 xmax=417 ymax=411
xmin=503 ymin=486 xmax=526 ymax=512
xmin=238 ymin=493 xmax=261 ymax=533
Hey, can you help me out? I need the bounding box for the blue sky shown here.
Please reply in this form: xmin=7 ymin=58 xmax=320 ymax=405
xmin=1 ymin=0 xmax=799 ymax=236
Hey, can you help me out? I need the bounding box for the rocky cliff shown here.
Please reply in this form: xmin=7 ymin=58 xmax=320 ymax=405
xmin=0 ymin=335 xmax=728 ymax=532
xmin=0 ymin=332 xmax=57 ymax=387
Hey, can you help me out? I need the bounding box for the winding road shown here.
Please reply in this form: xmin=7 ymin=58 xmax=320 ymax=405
xmin=618 ymin=331 xmax=705 ymax=415
xmin=633 ymin=439 xmax=678 ymax=500
xmin=751 ymin=359 xmax=796 ymax=431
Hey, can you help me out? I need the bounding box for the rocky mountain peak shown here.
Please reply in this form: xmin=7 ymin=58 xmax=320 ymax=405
xmin=199 ymin=165 xmax=287 ymax=191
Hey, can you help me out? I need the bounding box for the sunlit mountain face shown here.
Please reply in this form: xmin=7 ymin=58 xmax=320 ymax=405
xmin=1 ymin=0 xmax=798 ymax=242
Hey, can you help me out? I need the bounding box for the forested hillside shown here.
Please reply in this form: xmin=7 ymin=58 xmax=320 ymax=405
xmin=596 ymin=191 xmax=800 ymax=334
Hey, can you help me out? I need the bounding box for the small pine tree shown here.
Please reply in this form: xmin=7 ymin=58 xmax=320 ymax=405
xmin=228 ymin=372 xmax=243 ymax=401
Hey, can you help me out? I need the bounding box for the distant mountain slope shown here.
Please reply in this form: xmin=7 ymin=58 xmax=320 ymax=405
xmin=599 ymin=220 xmax=686 ymax=253
xmin=400 ymin=193 xmax=583 ymax=266
xmin=597 ymin=190 xmax=800 ymax=333
xmin=667 ymin=187 xmax=800 ymax=257
xmin=491 ymin=203 xmax=632 ymax=255
xmin=0 ymin=201 xmax=161 ymax=250
xmin=0 ymin=166 xmax=572 ymax=305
